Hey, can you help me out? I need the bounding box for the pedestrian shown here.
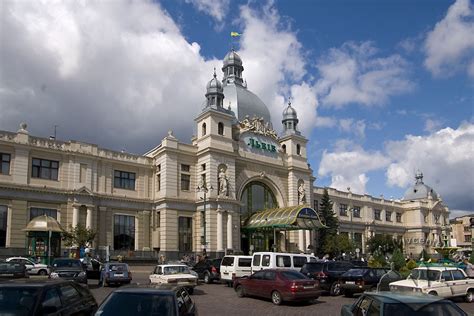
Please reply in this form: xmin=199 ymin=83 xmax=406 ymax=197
xmin=463 ymin=259 xmax=474 ymax=278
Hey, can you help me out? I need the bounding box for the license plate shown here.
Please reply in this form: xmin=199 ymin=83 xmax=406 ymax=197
xmin=303 ymin=286 xmax=313 ymax=289
xmin=115 ymin=273 xmax=123 ymax=276
xmin=346 ymin=281 xmax=355 ymax=284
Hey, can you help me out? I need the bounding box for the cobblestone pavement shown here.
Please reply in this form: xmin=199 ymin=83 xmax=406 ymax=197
xmin=87 ymin=266 xmax=474 ymax=316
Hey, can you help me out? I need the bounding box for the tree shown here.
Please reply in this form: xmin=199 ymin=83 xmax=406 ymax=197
xmin=322 ymin=233 xmax=354 ymax=258
xmin=391 ymin=247 xmax=405 ymax=271
xmin=317 ymin=188 xmax=338 ymax=255
xmin=366 ymin=235 xmax=401 ymax=255
xmin=62 ymin=224 xmax=96 ymax=251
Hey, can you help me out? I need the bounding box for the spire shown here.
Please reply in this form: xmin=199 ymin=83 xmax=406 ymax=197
xmin=282 ymin=98 xmax=299 ymax=135
xmin=205 ymin=68 xmax=224 ymax=109
xmin=222 ymin=49 xmax=244 ymax=86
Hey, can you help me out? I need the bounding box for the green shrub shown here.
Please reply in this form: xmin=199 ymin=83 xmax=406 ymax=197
xmin=391 ymin=248 xmax=405 ymax=271
xmin=406 ymin=259 xmax=417 ymax=270
xmin=399 ymin=266 xmax=410 ymax=278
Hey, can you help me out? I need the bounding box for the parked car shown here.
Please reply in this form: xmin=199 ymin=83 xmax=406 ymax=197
xmin=96 ymin=285 xmax=197 ymax=316
xmin=149 ymin=264 xmax=198 ymax=294
xmin=0 ymin=260 xmax=28 ymax=279
xmin=99 ymin=262 xmax=132 ymax=287
xmin=6 ymin=256 xmax=50 ymax=275
xmin=192 ymin=258 xmax=221 ymax=284
xmin=301 ymin=261 xmax=354 ymax=296
xmin=389 ymin=266 xmax=474 ymax=302
xmin=0 ymin=279 xmax=97 ymax=315
xmin=233 ymin=269 xmax=322 ymax=305
xmin=340 ymin=268 xmax=402 ymax=297
xmin=81 ymin=257 xmax=102 ymax=279
xmin=220 ymin=255 xmax=252 ymax=287
xmin=340 ymin=291 xmax=468 ymax=315
xmin=50 ymin=258 xmax=87 ymax=284
xmin=251 ymin=252 xmax=317 ymax=273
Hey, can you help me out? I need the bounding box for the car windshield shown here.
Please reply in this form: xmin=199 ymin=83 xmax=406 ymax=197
xmin=109 ymin=264 xmax=127 ymax=271
xmin=53 ymin=260 xmax=81 ymax=268
xmin=163 ymin=266 xmax=190 ymax=275
xmin=384 ymin=302 xmax=465 ymax=315
xmin=343 ymin=269 xmax=369 ymax=277
xmin=303 ymin=263 xmax=323 ymax=272
xmin=409 ymin=269 xmax=440 ymax=281
xmin=0 ymin=288 xmax=39 ymax=315
xmin=97 ymin=292 xmax=177 ymax=315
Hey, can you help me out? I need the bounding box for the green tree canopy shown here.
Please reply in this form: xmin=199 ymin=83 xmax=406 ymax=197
xmin=366 ymin=234 xmax=402 ymax=255
xmin=62 ymin=224 xmax=96 ymax=249
xmin=322 ymin=233 xmax=354 ymax=257
xmin=317 ymin=188 xmax=338 ymax=255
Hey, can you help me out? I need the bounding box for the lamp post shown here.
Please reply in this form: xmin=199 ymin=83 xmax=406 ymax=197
xmin=197 ymin=183 xmax=213 ymax=253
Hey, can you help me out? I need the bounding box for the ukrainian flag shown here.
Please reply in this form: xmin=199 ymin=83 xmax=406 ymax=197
xmin=231 ymin=32 xmax=242 ymax=37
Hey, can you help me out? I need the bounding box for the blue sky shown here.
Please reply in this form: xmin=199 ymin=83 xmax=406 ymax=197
xmin=0 ymin=0 xmax=473 ymax=216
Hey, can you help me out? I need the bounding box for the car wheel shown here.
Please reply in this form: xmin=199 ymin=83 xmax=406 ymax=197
xmin=428 ymin=291 xmax=437 ymax=296
xmin=235 ymin=285 xmax=245 ymax=298
xmin=204 ymin=273 xmax=211 ymax=284
xmin=329 ymin=282 xmax=341 ymax=296
xmin=38 ymin=269 xmax=48 ymax=276
xmin=271 ymin=291 xmax=282 ymax=305
xmin=344 ymin=291 xmax=353 ymax=298
xmin=465 ymin=290 xmax=474 ymax=303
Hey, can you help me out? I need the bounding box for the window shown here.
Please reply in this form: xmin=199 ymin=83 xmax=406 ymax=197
xmin=200 ymin=174 xmax=206 ymax=186
xmin=441 ymin=270 xmax=453 ymax=281
xmin=452 ymin=270 xmax=466 ymax=280
xmin=252 ymin=255 xmax=261 ymax=267
xmin=157 ymin=174 xmax=161 ymax=191
xmin=465 ymin=235 xmax=472 ymax=242
xmin=464 ymin=226 xmax=471 ymax=232
xmin=42 ymin=288 xmax=62 ymax=311
xmin=264 ymin=271 xmax=276 ymax=280
xmin=238 ymin=258 xmax=252 ymax=267
xmin=296 ymin=144 xmax=301 ymax=155
xmin=181 ymin=164 xmax=190 ymax=172
xmin=32 ymin=158 xmax=59 ymax=180
xmin=339 ymin=204 xmax=348 ymax=216
xmin=240 ymin=182 xmax=277 ymax=220
xmin=59 ymin=284 xmax=79 ymax=302
xmin=114 ymin=170 xmax=136 ymax=190
xmin=30 ymin=208 xmax=57 ymax=220
xmin=293 ymin=256 xmax=307 ymax=268
xmin=262 ymin=255 xmax=270 ymax=267
xmin=202 ymin=123 xmax=206 ymax=136
xmin=282 ymin=144 xmax=286 ymax=153
xmin=276 ymin=255 xmax=291 ymax=267
xmin=386 ymin=211 xmax=392 ymax=222
xmin=178 ymin=217 xmax=192 ymax=252
xmin=0 ymin=153 xmax=10 ymax=175
xmin=353 ymin=233 xmax=362 ymax=248
xmin=374 ymin=209 xmax=381 ymax=220
xmin=434 ymin=214 xmax=440 ymax=224
xmin=201 ymin=163 xmax=206 ymax=171
xmin=181 ymin=174 xmax=190 ymax=191
xmin=353 ymin=206 xmax=361 ymax=218
xmin=79 ymin=164 xmax=87 ymax=183
xmin=114 ymin=215 xmax=135 ymax=250
xmin=218 ymin=122 xmax=224 ymax=135
xmin=251 ymin=271 xmax=265 ymax=280
xmin=396 ymin=212 xmax=402 ymax=223
xmin=0 ymin=206 xmax=6 ymax=247
xmin=157 ymin=164 xmax=161 ymax=172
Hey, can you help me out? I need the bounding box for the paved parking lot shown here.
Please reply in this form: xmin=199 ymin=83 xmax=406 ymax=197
xmin=84 ymin=266 xmax=474 ymax=315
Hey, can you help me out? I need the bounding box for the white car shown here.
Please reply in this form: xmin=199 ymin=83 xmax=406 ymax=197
xmin=389 ymin=266 xmax=474 ymax=302
xmin=6 ymin=257 xmax=50 ymax=275
xmin=149 ymin=264 xmax=198 ymax=294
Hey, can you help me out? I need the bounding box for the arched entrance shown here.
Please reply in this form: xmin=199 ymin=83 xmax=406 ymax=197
xmin=240 ymin=181 xmax=278 ymax=254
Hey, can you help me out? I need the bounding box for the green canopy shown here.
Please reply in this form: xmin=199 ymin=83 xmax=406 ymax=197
xmin=242 ymin=205 xmax=327 ymax=231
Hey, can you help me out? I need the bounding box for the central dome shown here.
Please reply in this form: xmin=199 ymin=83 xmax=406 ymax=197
xmin=221 ymin=50 xmax=272 ymax=124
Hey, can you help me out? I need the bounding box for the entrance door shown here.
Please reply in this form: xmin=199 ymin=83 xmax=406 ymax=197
xmin=241 ymin=235 xmax=250 ymax=255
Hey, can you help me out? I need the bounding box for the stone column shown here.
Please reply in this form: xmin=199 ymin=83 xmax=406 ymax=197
xmin=305 ymin=230 xmax=311 ymax=250
xmin=227 ymin=212 xmax=233 ymax=250
xmin=86 ymin=207 xmax=93 ymax=229
xmin=134 ymin=216 xmax=140 ymax=251
xmin=298 ymin=230 xmax=305 ymax=252
xmin=5 ymin=205 xmax=12 ymax=247
xmin=217 ymin=209 xmax=223 ymax=252
xmin=72 ymin=206 xmax=79 ymax=228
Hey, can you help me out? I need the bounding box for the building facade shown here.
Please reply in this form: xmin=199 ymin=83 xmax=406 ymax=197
xmin=450 ymin=215 xmax=474 ymax=253
xmin=0 ymin=51 xmax=449 ymax=259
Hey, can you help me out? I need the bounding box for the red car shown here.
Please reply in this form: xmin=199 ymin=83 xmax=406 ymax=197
xmin=233 ymin=269 xmax=322 ymax=305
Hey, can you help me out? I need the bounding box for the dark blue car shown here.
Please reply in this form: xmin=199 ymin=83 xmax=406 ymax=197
xmin=99 ymin=263 xmax=132 ymax=287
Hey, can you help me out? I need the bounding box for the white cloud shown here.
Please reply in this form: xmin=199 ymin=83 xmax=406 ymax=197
xmin=424 ymin=0 xmax=474 ymax=78
xmin=424 ymin=118 xmax=443 ymax=133
xmin=339 ymin=118 xmax=366 ymax=139
xmin=318 ymin=147 xmax=390 ymax=194
xmin=315 ymin=41 xmax=414 ymax=108
xmin=185 ymin=0 xmax=230 ymax=23
xmin=386 ymin=122 xmax=474 ymax=210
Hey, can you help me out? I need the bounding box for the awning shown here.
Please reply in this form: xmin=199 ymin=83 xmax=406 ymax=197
xmin=23 ymin=215 xmax=64 ymax=233
xmin=242 ymin=205 xmax=327 ymax=231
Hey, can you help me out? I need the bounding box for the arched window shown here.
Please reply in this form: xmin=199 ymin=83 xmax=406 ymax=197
xmin=202 ymin=123 xmax=207 ymax=136
xmin=218 ymin=122 xmax=224 ymax=135
xmin=296 ymin=144 xmax=301 ymax=155
xmin=282 ymin=144 xmax=286 ymax=153
xmin=240 ymin=182 xmax=277 ymax=220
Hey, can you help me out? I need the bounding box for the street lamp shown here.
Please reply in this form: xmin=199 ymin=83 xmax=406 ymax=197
xmin=197 ymin=183 xmax=213 ymax=252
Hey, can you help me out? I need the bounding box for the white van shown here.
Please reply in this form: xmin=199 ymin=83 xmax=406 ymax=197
xmin=251 ymin=252 xmax=317 ymax=273
xmin=220 ymin=255 xmax=253 ymax=286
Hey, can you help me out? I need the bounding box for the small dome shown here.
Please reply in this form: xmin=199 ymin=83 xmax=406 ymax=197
xmin=206 ymin=70 xmax=223 ymax=94
xmin=283 ymin=103 xmax=297 ymax=118
xmin=223 ymin=50 xmax=243 ymax=67
xmin=403 ymin=171 xmax=439 ymax=201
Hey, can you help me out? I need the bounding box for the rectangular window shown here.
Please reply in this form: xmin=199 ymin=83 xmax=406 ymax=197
xmin=262 ymin=255 xmax=270 ymax=267
xmin=157 ymin=164 xmax=161 ymax=172
xmin=252 ymin=255 xmax=261 ymax=267
xmin=181 ymin=174 xmax=190 ymax=191
xmin=464 ymin=226 xmax=471 ymax=232
xmin=0 ymin=206 xmax=7 ymax=247
xmin=293 ymin=256 xmax=307 ymax=268
xmin=353 ymin=206 xmax=361 ymax=218
xmin=313 ymin=200 xmax=319 ymax=212
xmin=114 ymin=214 xmax=135 ymax=250
xmin=201 ymin=174 xmax=206 ymax=186
xmin=32 ymin=158 xmax=59 ymax=180
xmin=276 ymin=255 xmax=291 ymax=267
xmin=353 ymin=233 xmax=362 ymax=248
xmin=0 ymin=153 xmax=11 ymax=175
xmin=79 ymin=164 xmax=87 ymax=183
xmin=386 ymin=211 xmax=392 ymax=222
xmin=465 ymin=235 xmax=472 ymax=242
xmin=339 ymin=204 xmax=348 ymax=216
xmin=396 ymin=212 xmax=402 ymax=223
xmin=178 ymin=217 xmax=192 ymax=252
xmin=201 ymin=164 xmax=206 ymax=171
xmin=157 ymin=174 xmax=161 ymax=191
xmin=374 ymin=209 xmax=381 ymax=220
xmin=181 ymin=164 xmax=190 ymax=172
xmin=30 ymin=208 xmax=57 ymax=220
xmin=434 ymin=214 xmax=440 ymax=224
xmin=114 ymin=170 xmax=136 ymax=190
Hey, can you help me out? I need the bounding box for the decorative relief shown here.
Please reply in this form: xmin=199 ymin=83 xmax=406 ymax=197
xmin=239 ymin=115 xmax=278 ymax=140
xmin=218 ymin=166 xmax=229 ymax=197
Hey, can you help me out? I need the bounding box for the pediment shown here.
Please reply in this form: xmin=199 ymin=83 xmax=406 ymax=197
xmin=76 ymin=186 xmax=93 ymax=195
